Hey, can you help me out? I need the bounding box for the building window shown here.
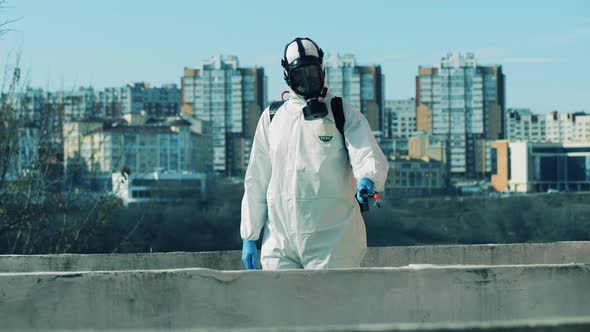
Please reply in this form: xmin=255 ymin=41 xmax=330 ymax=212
xmin=491 ymin=148 xmax=497 ymax=175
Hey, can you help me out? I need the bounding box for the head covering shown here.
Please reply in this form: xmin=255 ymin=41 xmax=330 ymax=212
xmin=281 ymin=37 xmax=325 ymax=99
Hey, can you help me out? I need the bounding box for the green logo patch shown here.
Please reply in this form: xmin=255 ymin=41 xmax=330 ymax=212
xmin=318 ymin=135 xmax=333 ymax=142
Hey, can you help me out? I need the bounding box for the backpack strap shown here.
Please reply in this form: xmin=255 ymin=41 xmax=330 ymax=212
xmin=269 ymin=101 xmax=285 ymax=122
xmin=331 ymin=97 xmax=363 ymax=210
xmin=331 ymin=97 xmax=345 ymax=139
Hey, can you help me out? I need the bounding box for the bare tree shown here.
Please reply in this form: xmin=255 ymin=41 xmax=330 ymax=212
xmin=0 ymin=0 xmax=21 ymax=39
xmin=0 ymin=9 xmax=123 ymax=253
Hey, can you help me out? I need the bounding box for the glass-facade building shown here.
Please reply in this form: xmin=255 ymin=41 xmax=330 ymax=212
xmin=530 ymin=146 xmax=590 ymax=187
xmin=492 ymin=141 xmax=590 ymax=193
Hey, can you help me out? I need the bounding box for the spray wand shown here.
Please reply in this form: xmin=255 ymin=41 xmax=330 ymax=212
xmin=360 ymin=190 xmax=382 ymax=212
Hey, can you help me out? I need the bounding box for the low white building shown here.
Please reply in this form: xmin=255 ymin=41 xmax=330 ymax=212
xmin=112 ymin=170 xmax=207 ymax=206
xmin=64 ymin=116 xmax=212 ymax=191
xmin=491 ymin=140 xmax=590 ymax=193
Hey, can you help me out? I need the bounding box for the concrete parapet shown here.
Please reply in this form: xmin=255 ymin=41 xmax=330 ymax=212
xmin=0 ymin=250 xmax=240 ymax=272
xmin=193 ymin=317 xmax=590 ymax=331
xmin=1 ymin=241 xmax=589 ymax=272
xmin=18 ymin=318 xmax=590 ymax=331
xmin=361 ymin=241 xmax=590 ymax=268
xmin=0 ymin=264 xmax=589 ymax=330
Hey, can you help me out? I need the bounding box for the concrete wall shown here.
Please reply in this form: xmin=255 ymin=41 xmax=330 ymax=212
xmin=215 ymin=318 xmax=590 ymax=331
xmin=1 ymin=242 xmax=589 ymax=272
xmin=0 ymin=265 xmax=589 ymax=330
xmin=0 ymin=250 xmax=241 ymax=272
xmin=277 ymin=318 xmax=590 ymax=332
xmin=361 ymin=241 xmax=590 ymax=268
xmin=212 ymin=318 xmax=590 ymax=332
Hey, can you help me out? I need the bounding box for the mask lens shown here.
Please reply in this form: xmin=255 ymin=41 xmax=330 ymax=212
xmin=290 ymin=65 xmax=323 ymax=97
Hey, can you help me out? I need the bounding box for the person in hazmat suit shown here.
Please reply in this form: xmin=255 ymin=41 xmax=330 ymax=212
xmin=241 ymin=37 xmax=388 ymax=270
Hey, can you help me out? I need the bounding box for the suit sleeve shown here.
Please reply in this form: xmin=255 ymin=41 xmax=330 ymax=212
xmin=240 ymin=109 xmax=272 ymax=241
xmin=342 ymin=100 xmax=389 ymax=191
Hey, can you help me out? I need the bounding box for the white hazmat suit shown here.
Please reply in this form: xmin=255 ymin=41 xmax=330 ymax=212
xmin=240 ymin=90 xmax=389 ymax=269
xmin=241 ymin=37 xmax=388 ymax=270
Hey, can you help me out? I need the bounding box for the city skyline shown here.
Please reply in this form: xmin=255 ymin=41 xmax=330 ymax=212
xmin=1 ymin=0 xmax=589 ymax=114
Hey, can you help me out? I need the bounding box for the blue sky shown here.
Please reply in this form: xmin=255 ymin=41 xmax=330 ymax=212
xmin=1 ymin=0 xmax=589 ymax=113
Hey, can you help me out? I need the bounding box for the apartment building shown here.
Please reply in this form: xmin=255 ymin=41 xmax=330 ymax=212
xmin=66 ymin=117 xmax=210 ymax=188
xmin=505 ymin=108 xmax=546 ymax=142
xmin=385 ymin=98 xmax=416 ymax=139
xmin=416 ymin=52 xmax=505 ymax=178
xmin=181 ymin=55 xmax=266 ymax=177
xmin=545 ymin=112 xmax=590 ymax=143
xmin=324 ymin=54 xmax=385 ymax=138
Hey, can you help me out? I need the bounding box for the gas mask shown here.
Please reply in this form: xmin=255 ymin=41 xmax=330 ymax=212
xmin=282 ymin=37 xmax=329 ymax=120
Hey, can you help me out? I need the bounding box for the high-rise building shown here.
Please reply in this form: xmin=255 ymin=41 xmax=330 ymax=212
xmin=181 ymin=55 xmax=266 ymax=177
xmin=416 ymin=52 xmax=505 ymax=178
xmin=324 ymin=54 xmax=385 ymax=139
xmin=545 ymin=112 xmax=590 ymax=143
xmin=505 ymin=108 xmax=546 ymax=142
xmin=385 ymin=98 xmax=416 ymax=139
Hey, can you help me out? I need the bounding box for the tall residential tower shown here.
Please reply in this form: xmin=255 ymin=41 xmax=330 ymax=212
xmin=324 ymin=54 xmax=385 ymax=139
xmin=181 ymin=55 xmax=266 ymax=177
xmin=416 ymin=52 xmax=505 ymax=178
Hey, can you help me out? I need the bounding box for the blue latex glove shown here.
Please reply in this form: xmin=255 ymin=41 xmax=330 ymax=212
xmin=241 ymin=240 xmax=258 ymax=270
xmin=356 ymin=178 xmax=375 ymax=204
